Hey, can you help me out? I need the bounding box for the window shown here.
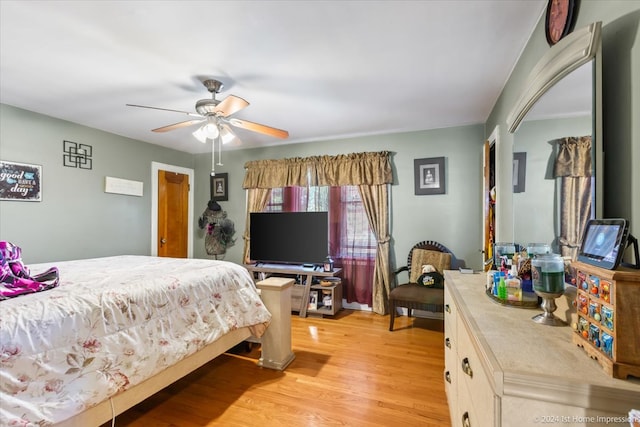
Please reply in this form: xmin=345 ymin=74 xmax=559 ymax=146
xmin=264 ymin=185 xmax=375 ymax=305
xmin=264 ymin=186 xmax=374 ymax=258
xmin=327 ymin=186 xmax=375 ymax=259
xmin=265 ymin=188 xmax=284 ymax=212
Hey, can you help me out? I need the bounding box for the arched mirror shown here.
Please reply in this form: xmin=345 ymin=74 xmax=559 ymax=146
xmin=507 ymin=22 xmax=602 ymax=259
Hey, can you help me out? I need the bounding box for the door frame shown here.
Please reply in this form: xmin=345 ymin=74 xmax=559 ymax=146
xmin=151 ymin=161 xmax=194 ymax=257
xmin=482 ymin=126 xmax=500 ymax=267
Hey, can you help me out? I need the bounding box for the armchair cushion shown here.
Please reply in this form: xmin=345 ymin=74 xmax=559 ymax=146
xmin=389 ymin=284 xmax=444 ymax=305
xmin=409 ymin=249 xmax=451 ymax=282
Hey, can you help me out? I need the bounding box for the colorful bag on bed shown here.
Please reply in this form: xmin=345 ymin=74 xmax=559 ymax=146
xmin=0 ymin=241 xmax=59 ymax=300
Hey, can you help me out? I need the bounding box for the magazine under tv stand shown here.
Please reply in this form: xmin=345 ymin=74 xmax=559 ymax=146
xmin=245 ymin=263 xmax=342 ymax=317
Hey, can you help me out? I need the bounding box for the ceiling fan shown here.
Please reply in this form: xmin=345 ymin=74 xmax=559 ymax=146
xmin=126 ymin=79 xmax=289 ymax=144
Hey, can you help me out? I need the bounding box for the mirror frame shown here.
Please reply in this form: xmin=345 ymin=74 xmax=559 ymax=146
xmin=507 ymin=21 xmax=602 ymax=219
xmin=507 ymin=22 xmax=601 ymax=133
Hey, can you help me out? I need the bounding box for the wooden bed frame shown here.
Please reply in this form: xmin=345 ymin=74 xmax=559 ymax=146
xmin=57 ymin=277 xmax=294 ymax=427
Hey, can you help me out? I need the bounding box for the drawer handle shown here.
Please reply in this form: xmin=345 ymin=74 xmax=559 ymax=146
xmin=461 ymin=357 xmax=473 ymax=378
xmin=462 ymin=411 xmax=471 ymax=427
xmin=445 ymin=304 xmax=451 ymax=313
xmin=445 ymin=371 xmax=451 ymax=383
xmin=445 ymin=337 xmax=451 ymax=348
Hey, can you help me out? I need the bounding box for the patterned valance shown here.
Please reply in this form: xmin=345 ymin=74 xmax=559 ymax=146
xmin=242 ymin=151 xmax=393 ymax=189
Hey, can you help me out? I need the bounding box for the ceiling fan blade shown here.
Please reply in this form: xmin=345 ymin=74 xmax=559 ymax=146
xmin=152 ymin=119 xmax=204 ymax=133
xmin=126 ymin=104 xmax=202 ymax=118
xmin=229 ymin=118 xmax=289 ymax=139
xmin=214 ymin=95 xmax=249 ymax=117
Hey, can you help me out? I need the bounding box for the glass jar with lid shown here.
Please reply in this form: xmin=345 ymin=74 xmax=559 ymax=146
xmin=532 ymin=253 xmax=564 ymax=294
xmin=527 ymin=243 xmax=551 ymax=258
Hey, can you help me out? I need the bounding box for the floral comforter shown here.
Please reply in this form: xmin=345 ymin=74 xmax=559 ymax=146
xmin=0 ymin=256 xmax=271 ymax=426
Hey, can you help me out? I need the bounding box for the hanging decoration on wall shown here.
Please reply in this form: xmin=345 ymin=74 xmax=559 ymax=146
xmin=0 ymin=160 xmax=42 ymax=201
xmin=63 ymin=140 xmax=93 ymax=169
xmin=513 ymin=152 xmax=527 ymax=193
xmin=210 ymin=172 xmax=228 ymax=201
xmin=198 ymin=200 xmax=236 ymax=258
xmin=545 ymin=0 xmax=578 ymax=46
xmin=414 ymin=156 xmax=446 ymax=195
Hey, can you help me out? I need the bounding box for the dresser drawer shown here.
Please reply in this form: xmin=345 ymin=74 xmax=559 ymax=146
xmin=444 ymin=285 xmax=459 ymax=424
xmin=456 ymin=373 xmax=493 ymax=427
xmin=444 ymin=285 xmax=457 ymax=342
xmin=444 ymin=363 xmax=457 ymax=425
xmin=444 ymin=332 xmax=458 ymax=423
xmin=457 ymin=317 xmax=496 ymax=427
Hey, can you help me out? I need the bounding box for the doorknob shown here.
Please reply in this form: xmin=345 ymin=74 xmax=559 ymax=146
xmin=160 ymin=237 xmax=167 ymax=246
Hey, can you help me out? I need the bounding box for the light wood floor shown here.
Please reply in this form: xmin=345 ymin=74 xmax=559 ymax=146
xmin=105 ymin=310 xmax=451 ymax=427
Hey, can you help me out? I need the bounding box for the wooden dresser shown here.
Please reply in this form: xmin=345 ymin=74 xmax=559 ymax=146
xmin=443 ymin=270 xmax=640 ymax=427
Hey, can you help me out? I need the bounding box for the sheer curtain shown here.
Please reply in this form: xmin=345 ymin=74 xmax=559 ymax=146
xmin=328 ymin=186 xmax=376 ymax=305
xmin=554 ymin=136 xmax=592 ymax=259
xmin=243 ymin=152 xmax=392 ymax=314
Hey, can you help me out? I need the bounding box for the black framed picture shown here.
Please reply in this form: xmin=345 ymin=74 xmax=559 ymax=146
xmin=513 ymin=152 xmax=527 ymax=193
xmin=210 ymin=172 xmax=228 ymax=201
xmin=0 ymin=160 xmax=42 ymax=201
xmin=414 ymin=157 xmax=445 ymax=195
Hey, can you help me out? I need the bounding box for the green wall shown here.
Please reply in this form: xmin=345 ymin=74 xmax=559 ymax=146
xmin=1 ymin=102 xmax=484 ymax=270
xmin=486 ymin=1 xmax=640 ymax=262
xmin=192 ymin=125 xmax=485 ymax=271
xmin=0 ymin=104 xmax=194 ymax=263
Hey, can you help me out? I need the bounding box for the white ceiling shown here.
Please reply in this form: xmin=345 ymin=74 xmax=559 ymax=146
xmin=0 ymin=0 xmax=546 ymax=154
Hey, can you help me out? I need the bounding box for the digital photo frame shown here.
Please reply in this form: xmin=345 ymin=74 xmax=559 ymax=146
xmin=577 ymin=218 xmax=629 ymax=270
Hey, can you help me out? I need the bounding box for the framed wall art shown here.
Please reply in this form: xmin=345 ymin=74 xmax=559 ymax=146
xmin=513 ymin=152 xmax=527 ymax=193
xmin=414 ymin=157 xmax=445 ymax=195
xmin=0 ymin=160 xmax=42 ymax=201
xmin=210 ymin=172 xmax=228 ymax=201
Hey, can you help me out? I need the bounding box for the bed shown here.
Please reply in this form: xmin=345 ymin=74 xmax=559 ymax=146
xmin=0 ymin=255 xmax=276 ymax=427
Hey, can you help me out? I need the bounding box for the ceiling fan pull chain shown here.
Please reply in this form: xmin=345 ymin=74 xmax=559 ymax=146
xmin=211 ymin=138 xmax=216 ymax=175
xmin=217 ymin=133 xmax=223 ymax=166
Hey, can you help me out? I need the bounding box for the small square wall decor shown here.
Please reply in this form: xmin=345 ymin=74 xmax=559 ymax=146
xmin=414 ymin=157 xmax=445 ymax=195
xmin=63 ymin=140 xmax=93 ymax=169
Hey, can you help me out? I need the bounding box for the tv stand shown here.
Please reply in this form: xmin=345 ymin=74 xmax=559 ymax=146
xmin=245 ymin=263 xmax=342 ymax=317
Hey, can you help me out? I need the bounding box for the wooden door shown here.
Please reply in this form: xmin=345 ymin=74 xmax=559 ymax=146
xmin=482 ymin=140 xmax=495 ymax=271
xmin=158 ymin=170 xmax=189 ymax=258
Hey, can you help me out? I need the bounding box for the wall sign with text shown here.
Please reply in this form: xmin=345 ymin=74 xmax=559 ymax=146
xmin=0 ymin=160 xmax=42 ymax=201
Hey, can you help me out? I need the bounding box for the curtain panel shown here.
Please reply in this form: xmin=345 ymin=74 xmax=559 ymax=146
xmin=554 ymin=136 xmax=592 ymax=259
xmin=242 ymin=188 xmax=272 ymax=264
xmin=243 ymin=151 xmax=393 ymax=314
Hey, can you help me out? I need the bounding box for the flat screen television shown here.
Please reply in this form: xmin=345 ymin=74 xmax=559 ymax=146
xmin=250 ymin=211 xmax=329 ymax=265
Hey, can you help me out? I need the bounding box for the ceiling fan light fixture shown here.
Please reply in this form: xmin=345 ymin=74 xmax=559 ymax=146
xmin=192 ymin=122 xmax=219 ymax=143
xmin=219 ymin=126 xmax=235 ymax=145
xmin=204 ymin=122 xmax=219 ymax=138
